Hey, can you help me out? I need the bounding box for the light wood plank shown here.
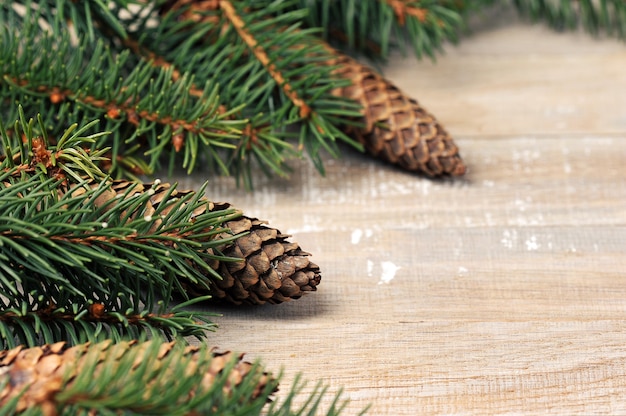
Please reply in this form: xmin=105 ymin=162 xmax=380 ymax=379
xmin=169 ymin=9 xmax=626 ymax=415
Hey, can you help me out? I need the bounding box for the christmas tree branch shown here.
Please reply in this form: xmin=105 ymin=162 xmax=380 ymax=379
xmin=1 ymin=108 xmax=322 ymax=348
xmin=115 ymin=14 xmax=292 ymax=188
xmin=153 ymin=0 xmax=363 ymax=175
xmin=0 ymin=339 xmax=358 ymax=415
xmin=220 ymin=0 xmax=312 ymax=119
xmin=513 ymin=0 xmax=626 ymax=39
xmin=0 ymin=110 xmax=338 ymax=413
xmin=2 ymin=2 xmax=246 ymax=179
xmin=0 ymin=296 xmax=217 ymax=349
xmin=0 ymin=111 xmax=237 ymax=346
xmin=0 ymin=174 xmax=227 ymax=347
xmin=293 ymin=0 xmax=468 ymax=59
xmin=0 ymin=339 xmax=277 ymax=415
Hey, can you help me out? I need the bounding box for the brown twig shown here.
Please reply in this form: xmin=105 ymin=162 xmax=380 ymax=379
xmin=219 ymin=1 xmax=312 ymax=119
xmin=0 ymin=306 xmax=177 ymax=327
xmin=385 ymin=0 xmax=428 ymax=26
xmin=6 ymin=76 xmax=212 ymax=136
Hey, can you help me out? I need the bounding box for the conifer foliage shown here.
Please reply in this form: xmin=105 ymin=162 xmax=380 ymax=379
xmin=2 ymin=0 xmax=626 ymax=414
xmin=0 ymin=111 xmax=336 ymax=414
xmin=3 ymin=1 xmax=626 ymax=185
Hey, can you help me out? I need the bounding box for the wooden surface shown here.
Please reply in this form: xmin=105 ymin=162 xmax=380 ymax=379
xmin=174 ymin=11 xmax=626 ymax=415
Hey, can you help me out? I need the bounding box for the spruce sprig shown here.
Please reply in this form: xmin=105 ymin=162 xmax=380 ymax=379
xmin=512 ymin=0 xmax=626 ymax=38
xmin=0 ymin=110 xmax=357 ymax=413
xmin=0 ymin=339 xmax=358 ymax=415
xmin=294 ymin=0 xmax=467 ymax=59
xmin=0 ymin=111 xmax=241 ymax=348
xmin=130 ymin=0 xmax=364 ymax=180
xmin=3 ymin=1 xmax=626 ymax=187
xmin=295 ymin=0 xmax=626 ymax=59
xmin=2 ymin=1 xmax=246 ymax=180
xmin=2 ymin=0 xmax=365 ymax=187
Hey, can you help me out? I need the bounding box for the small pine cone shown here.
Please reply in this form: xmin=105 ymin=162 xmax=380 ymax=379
xmin=0 ymin=340 xmax=273 ymax=414
xmin=331 ymin=51 xmax=466 ymax=177
xmin=96 ymin=180 xmax=321 ymax=305
xmin=199 ymin=203 xmax=322 ymax=305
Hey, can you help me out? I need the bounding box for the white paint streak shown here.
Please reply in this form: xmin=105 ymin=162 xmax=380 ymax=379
xmin=351 ymin=229 xmax=363 ymax=244
xmin=378 ymin=261 xmax=400 ymax=285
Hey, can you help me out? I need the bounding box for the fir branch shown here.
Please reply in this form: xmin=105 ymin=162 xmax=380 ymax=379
xmin=115 ymin=11 xmax=297 ymax=188
xmin=0 ymin=174 xmax=240 ymax=292
xmin=293 ymin=0 xmax=467 ymax=59
xmin=0 ymin=111 xmax=242 ymax=346
xmin=0 ymin=173 xmax=240 ymax=346
xmin=0 ymin=339 xmax=360 ymax=415
xmin=153 ymin=0 xmax=363 ymax=176
xmin=512 ymin=0 xmax=626 ymax=39
xmin=0 ymin=296 xmax=217 ymax=349
xmin=0 ymin=339 xmax=277 ymax=415
xmin=0 ymin=110 xmax=322 ymax=350
xmin=1 ymin=2 xmax=246 ymax=179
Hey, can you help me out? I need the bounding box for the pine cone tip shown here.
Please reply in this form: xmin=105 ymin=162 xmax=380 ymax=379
xmin=205 ymin=212 xmax=322 ymax=306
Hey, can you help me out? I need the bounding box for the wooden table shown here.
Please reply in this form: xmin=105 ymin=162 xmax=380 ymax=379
xmin=176 ymin=9 xmax=626 ymax=415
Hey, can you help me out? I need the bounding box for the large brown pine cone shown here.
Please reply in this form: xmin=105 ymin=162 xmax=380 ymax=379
xmin=331 ymin=52 xmax=467 ymax=177
xmin=0 ymin=340 xmax=273 ymax=413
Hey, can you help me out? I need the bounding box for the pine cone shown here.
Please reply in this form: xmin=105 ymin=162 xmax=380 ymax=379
xmin=101 ymin=180 xmax=322 ymax=305
xmin=0 ymin=340 xmax=273 ymax=414
xmin=202 ymin=207 xmax=322 ymax=305
xmin=331 ymin=51 xmax=466 ymax=177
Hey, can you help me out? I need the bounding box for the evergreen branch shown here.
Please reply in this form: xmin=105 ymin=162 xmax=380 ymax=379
xmin=1 ymin=2 xmax=246 ymax=179
xmin=0 ymin=111 xmax=239 ymax=346
xmin=0 ymin=174 xmax=241 ymax=294
xmin=220 ymin=0 xmax=312 ymax=119
xmin=154 ymin=0 xmax=363 ymax=176
xmin=0 ymin=173 xmax=231 ymax=347
xmin=512 ymin=0 xmax=626 ymax=39
xmin=1 ymin=110 xmax=322 ymax=357
xmin=116 ymin=17 xmax=296 ymax=187
xmin=0 ymin=339 xmax=360 ymax=415
xmin=293 ymin=0 xmax=466 ymax=59
xmin=0 ymin=296 xmax=217 ymax=349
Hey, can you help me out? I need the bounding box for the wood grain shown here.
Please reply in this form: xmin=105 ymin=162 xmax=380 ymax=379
xmin=170 ymin=10 xmax=626 ymax=415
